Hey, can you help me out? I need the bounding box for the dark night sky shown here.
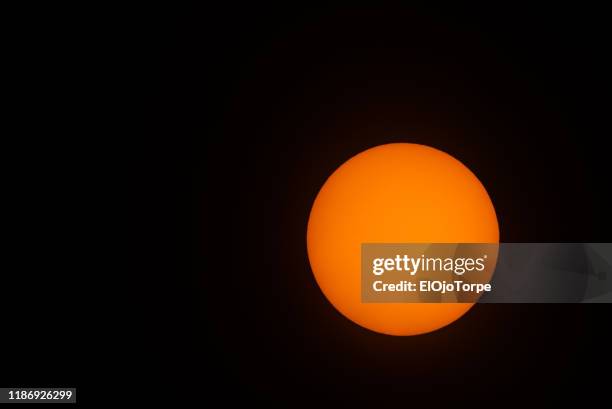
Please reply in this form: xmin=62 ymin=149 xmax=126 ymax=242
xmin=133 ymin=5 xmax=612 ymax=406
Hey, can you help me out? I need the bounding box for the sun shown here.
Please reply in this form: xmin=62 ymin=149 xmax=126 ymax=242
xmin=306 ymin=143 xmax=499 ymax=335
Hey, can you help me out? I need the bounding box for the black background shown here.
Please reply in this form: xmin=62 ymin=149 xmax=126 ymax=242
xmin=139 ymin=5 xmax=612 ymax=406
xmin=6 ymin=5 xmax=608 ymax=406
xmin=0 ymin=5 xmax=612 ymax=407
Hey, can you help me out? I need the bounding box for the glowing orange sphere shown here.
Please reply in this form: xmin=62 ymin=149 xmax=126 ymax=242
xmin=307 ymin=143 xmax=499 ymax=335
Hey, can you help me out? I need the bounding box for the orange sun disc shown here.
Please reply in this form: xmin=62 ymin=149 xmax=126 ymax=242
xmin=306 ymin=143 xmax=499 ymax=336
